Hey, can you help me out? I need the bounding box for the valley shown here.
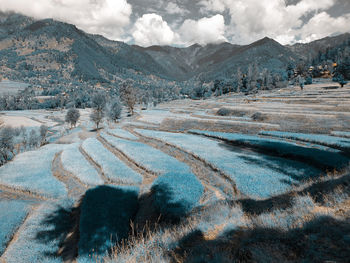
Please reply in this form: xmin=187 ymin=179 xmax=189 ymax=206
xmin=0 ymin=80 xmax=349 ymax=262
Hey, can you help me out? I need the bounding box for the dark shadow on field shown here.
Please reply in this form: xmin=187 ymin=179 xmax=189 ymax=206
xmin=35 ymin=202 xmax=77 ymax=260
xmin=168 ymin=215 xmax=350 ymax=263
xmin=134 ymin=182 xmax=195 ymax=232
xmin=217 ymin=137 xmax=350 ymax=171
xmin=34 ymin=183 xmax=197 ymax=261
xmin=78 ymin=185 xmax=139 ymax=256
xmin=238 ymin=173 xmax=350 ymax=215
xmin=237 ymin=154 xmax=320 ymax=183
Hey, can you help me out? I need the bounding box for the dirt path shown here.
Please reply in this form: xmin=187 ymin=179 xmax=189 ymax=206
xmin=97 ymin=135 xmax=156 ymax=185
xmin=0 ymin=184 xmax=48 ymax=201
xmin=52 ymin=152 xmax=87 ymax=201
xmin=78 ymin=145 xmax=111 ymax=185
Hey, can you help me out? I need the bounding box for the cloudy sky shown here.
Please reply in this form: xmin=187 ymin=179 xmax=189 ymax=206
xmin=0 ymin=0 xmax=349 ymax=47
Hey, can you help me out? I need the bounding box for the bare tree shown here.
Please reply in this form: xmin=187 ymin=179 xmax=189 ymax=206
xmin=28 ymin=129 xmax=40 ymax=149
xmin=39 ymin=125 xmax=48 ymax=146
xmin=65 ymin=108 xmax=80 ymax=128
xmin=120 ymin=82 xmax=137 ymax=115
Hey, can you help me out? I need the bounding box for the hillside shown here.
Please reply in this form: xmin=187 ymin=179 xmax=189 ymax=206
xmin=0 ymin=12 xmax=349 ymax=86
xmin=0 ymin=80 xmax=350 ymax=262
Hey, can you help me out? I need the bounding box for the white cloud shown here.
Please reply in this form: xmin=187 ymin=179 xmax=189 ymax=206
xmin=132 ymin=13 xmax=177 ymax=46
xmin=0 ymin=0 xmax=132 ymax=40
xmin=198 ymin=0 xmax=339 ymax=44
xmin=164 ymin=2 xmax=189 ymax=15
xmin=297 ymin=12 xmax=350 ymax=42
xmin=179 ymin=14 xmax=227 ymax=45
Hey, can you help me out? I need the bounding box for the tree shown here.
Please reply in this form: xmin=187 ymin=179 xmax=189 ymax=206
xmin=65 ymin=108 xmax=80 ymax=128
xmin=90 ymin=110 xmax=104 ymax=129
xmin=0 ymin=127 xmax=15 ymax=165
xmin=106 ymin=98 xmax=122 ymax=122
xmin=28 ymin=129 xmax=39 ymax=149
xmin=39 ymin=125 xmax=48 ymax=146
xmin=120 ymin=82 xmax=137 ymax=115
xmin=91 ymin=92 xmax=106 ymax=111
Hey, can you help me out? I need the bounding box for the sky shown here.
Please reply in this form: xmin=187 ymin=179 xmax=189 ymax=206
xmin=0 ymin=0 xmax=349 ymax=47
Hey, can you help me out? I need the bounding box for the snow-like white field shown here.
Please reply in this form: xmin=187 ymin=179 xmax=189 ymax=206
xmin=0 ymin=144 xmax=68 ymax=199
xmin=61 ymin=144 xmax=104 ymax=186
xmin=82 ymin=138 xmax=143 ymax=185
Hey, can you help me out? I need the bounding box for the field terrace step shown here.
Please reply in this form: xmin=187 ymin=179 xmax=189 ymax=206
xmin=134 ymin=129 xmax=322 ymax=199
xmin=81 ymin=138 xmax=143 ymax=185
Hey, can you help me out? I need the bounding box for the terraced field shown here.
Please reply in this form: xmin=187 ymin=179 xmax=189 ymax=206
xmin=1 ymin=81 xmax=350 ymax=262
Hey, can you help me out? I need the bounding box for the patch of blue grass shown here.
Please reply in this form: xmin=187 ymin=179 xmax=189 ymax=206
xmin=331 ymin=131 xmax=350 ymax=139
xmin=134 ymin=129 xmax=320 ymax=199
xmin=260 ymin=131 xmax=350 ymax=151
xmin=0 ymin=144 xmax=68 ymax=199
xmin=151 ymin=172 xmax=204 ymax=219
xmin=78 ymin=185 xmax=139 ymax=261
xmin=100 ymin=132 xmax=191 ymax=175
xmin=189 ymin=130 xmax=349 ymax=170
xmin=61 ymin=144 xmax=104 ymax=186
xmin=82 ymin=138 xmax=142 ymax=185
xmin=0 ymin=200 xmax=32 ymax=255
xmin=107 ymin=128 xmax=138 ymax=140
xmin=3 ymin=198 xmax=74 ymax=263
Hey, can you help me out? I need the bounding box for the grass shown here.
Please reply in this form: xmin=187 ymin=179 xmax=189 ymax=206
xmin=82 ymin=138 xmax=142 ymax=185
xmin=100 ymin=132 xmax=191 ymax=175
xmin=106 ymin=187 xmax=350 ymax=263
xmin=107 ymin=129 xmax=138 ymax=140
xmin=189 ymin=129 xmax=349 ymax=170
xmin=0 ymin=144 xmax=68 ymax=199
xmin=78 ymin=185 xmax=139 ymax=262
xmin=331 ymin=131 xmax=350 ymax=138
xmin=0 ymin=200 xmax=32 ymax=255
xmin=3 ymin=199 xmax=74 ymax=263
xmin=260 ymin=130 xmax=350 ymax=151
xmin=151 ymin=172 xmax=204 ymax=219
xmin=61 ymin=143 xmax=104 ymax=186
xmin=134 ymin=129 xmax=321 ymax=198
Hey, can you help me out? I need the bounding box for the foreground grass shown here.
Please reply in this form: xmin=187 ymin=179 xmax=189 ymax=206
xmin=105 ymin=173 xmax=350 ymax=262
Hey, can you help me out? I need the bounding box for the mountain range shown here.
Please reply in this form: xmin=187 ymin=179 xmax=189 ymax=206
xmin=0 ymin=12 xmax=349 ymax=86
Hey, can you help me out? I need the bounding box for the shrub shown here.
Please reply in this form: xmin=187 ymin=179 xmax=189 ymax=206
xmin=216 ymin=107 xmax=246 ymax=117
xmin=251 ymin=112 xmax=267 ymax=121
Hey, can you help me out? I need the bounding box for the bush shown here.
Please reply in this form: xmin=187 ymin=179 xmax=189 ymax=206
xmin=216 ymin=108 xmax=246 ymax=117
xmin=251 ymin=112 xmax=267 ymax=121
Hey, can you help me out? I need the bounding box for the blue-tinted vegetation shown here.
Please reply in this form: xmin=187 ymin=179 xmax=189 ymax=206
xmin=3 ymin=199 xmax=73 ymax=263
xmin=82 ymin=138 xmax=142 ymax=185
xmin=0 ymin=200 xmax=32 ymax=255
xmin=100 ymin=132 xmax=191 ymax=175
xmin=0 ymin=144 xmax=68 ymax=198
xmin=151 ymin=172 xmax=204 ymax=219
xmin=135 ymin=129 xmax=321 ymax=198
xmin=190 ymin=129 xmax=349 ymax=170
xmin=260 ymin=131 xmax=350 ymax=151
